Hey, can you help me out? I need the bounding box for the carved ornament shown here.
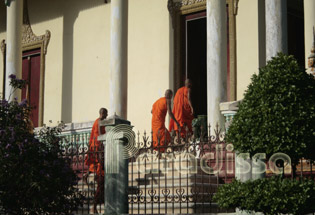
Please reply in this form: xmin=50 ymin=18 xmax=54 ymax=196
xmin=168 ymin=0 xmax=239 ymax=18
xmin=22 ymin=0 xmax=51 ymax=55
xmin=182 ymin=0 xmax=206 ymax=6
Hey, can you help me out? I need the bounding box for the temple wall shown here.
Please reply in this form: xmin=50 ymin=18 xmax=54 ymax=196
xmin=0 ymin=0 xmax=171 ymax=131
xmin=0 ymin=0 xmax=283 ymax=131
xmin=128 ymin=0 xmax=172 ymax=132
xmin=236 ymin=0 xmax=260 ymax=100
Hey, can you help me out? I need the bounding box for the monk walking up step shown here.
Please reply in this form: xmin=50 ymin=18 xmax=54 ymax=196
xmin=169 ymin=79 xmax=194 ymax=137
xmin=84 ymin=107 xmax=107 ymax=214
xmin=151 ymin=89 xmax=180 ymax=152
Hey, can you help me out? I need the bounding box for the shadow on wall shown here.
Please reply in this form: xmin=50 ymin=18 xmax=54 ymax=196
xmin=29 ymin=0 xmax=106 ymax=123
xmin=9 ymin=0 xmax=105 ymax=123
xmin=0 ymin=0 xmax=105 ymax=33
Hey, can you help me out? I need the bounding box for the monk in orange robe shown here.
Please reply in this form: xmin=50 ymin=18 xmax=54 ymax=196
xmin=152 ymin=89 xmax=179 ymax=152
xmin=169 ymin=79 xmax=194 ymax=137
xmin=84 ymin=108 xmax=107 ymax=213
xmin=85 ymin=108 xmax=107 ymax=175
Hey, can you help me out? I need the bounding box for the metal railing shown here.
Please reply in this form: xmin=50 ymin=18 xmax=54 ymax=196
xmin=59 ymin=124 xmax=314 ymax=214
xmin=128 ymin=125 xmax=235 ymax=214
xmin=60 ymin=130 xmax=106 ymax=214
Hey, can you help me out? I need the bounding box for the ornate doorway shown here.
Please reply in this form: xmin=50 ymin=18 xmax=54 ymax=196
xmin=168 ymin=0 xmax=238 ymax=102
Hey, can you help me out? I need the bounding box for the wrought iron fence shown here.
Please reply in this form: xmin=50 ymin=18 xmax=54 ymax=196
xmin=60 ymin=130 xmax=105 ymax=215
xmin=128 ymin=125 xmax=235 ymax=214
xmin=59 ymin=125 xmax=314 ymax=215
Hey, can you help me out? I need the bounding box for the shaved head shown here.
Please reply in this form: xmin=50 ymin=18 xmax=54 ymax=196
xmin=185 ymin=79 xmax=192 ymax=88
xmin=165 ymin=89 xmax=173 ymax=99
xmin=99 ymin=108 xmax=108 ymax=120
xmin=99 ymin=108 xmax=107 ymax=115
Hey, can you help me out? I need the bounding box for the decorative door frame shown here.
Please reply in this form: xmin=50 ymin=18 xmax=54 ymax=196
xmin=1 ymin=0 xmax=51 ymax=126
xmin=168 ymin=0 xmax=238 ymax=101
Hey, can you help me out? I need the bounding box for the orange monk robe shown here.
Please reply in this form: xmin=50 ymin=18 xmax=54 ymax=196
xmin=85 ymin=118 xmax=106 ymax=175
xmin=151 ymin=97 xmax=170 ymax=152
xmin=169 ymin=86 xmax=194 ymax=137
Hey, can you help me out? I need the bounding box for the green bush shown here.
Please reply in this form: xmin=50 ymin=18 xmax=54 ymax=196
xmin=0 ymin=76 xmax=83 ymax=214
xmin=227 ymin=53 xmax=315 ymax=166
xmin=214 ymin=176 xmax=315 ymax=215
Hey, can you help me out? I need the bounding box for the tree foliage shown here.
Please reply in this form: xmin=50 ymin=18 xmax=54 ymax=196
xmin=0 ymin=76 xmax=82 ymax=214
xmin=227 ymin=53 xmax=315 ymax=165
xmin=214 ymin=177 xmax=315 ymax=215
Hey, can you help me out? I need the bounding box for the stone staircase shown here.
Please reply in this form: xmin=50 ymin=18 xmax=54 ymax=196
xmin=73 ymin=151 xmax=234 ymax=214
xmin=75 ymin=174 xmax=105 ymax=215
xmin=128 ymin=152 xmax=234 ymax=214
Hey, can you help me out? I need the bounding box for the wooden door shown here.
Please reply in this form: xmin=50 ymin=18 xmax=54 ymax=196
xmin=22 ymin=49 xmax=41 ymax=127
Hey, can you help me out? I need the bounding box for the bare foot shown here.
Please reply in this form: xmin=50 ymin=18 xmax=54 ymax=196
xmin=83 ymin=173 xmax=89 ymax=185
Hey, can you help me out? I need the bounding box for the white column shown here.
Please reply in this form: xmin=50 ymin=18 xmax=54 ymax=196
xmin=5 ymin=0 xmax=23 ymax=101
xmin=109 ymin=0 xmax=128 ymax=119
xmin=304 ymin=0 xmax=315 ymax=68
xmin=207 ymin=0 xmax=227 ymax=129
xmin=265 ymin=0 xmax=287 ymax=61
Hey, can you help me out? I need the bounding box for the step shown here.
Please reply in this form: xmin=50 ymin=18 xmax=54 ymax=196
xmin=129 ymin=158 xmax=231 ymax=177
xmin=128 ymin=174 xmax=222 ymax=186
xmin=128 ymin=202 xmax=234 ymax=214
xmin=128 ymin=193 xmax=218 ymax=203
xmin=129 ymin=167 xmax=230 ymax=178
xmin=133 ymin=182 xmax=220 ymax=196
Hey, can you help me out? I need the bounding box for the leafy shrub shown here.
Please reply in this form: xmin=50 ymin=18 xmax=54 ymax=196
xmin=0 ymin=77 xmax=82 ymax=214
xmin=214 ymin=176 xmax=315 ymax=215
xmin=227 ymin=53 xmax=315 ymax=166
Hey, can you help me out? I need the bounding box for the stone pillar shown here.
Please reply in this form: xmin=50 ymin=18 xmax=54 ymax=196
xmin=98 ymin=115 xmax=134 ymax=215
xmin=265 ymin=0 xmax=288 ymax=61
xmin=5 ymin=0 xmax=23 ymax=101
xmin=207 ymin=0 xmax=227 ymax=129
xmin=109 ymin=0 xmax=128 ymax=119
xmin=304 ymin=0 xmax=315 ymax=72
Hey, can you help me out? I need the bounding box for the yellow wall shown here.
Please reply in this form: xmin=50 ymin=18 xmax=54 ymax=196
xmin=0 ymin=0 xmax=171 ymax=131
xmin=128 ymin=0 xmax=171 ymax=132
xmin=236 ymin=0 xmax=261 ymax=100
xmin=27 ymin=0 xmax=112 ymax=126
xmin=1 ymin=0 xmax=268 ymax=131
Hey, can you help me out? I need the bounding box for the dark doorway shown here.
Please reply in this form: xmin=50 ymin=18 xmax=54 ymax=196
xmin=181 ymin=8 xmax=230 ymax=117
xmin=22 ymin=49 xmax=41 ymax=127
xmin=185 ymin=12 xmax=207 ymax=117
xmin=287 ymin=0 xmax=305 ymax=68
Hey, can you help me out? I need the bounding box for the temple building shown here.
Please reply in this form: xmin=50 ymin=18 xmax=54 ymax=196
xmin=0 ymin=0 xmax=313 ymax=131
